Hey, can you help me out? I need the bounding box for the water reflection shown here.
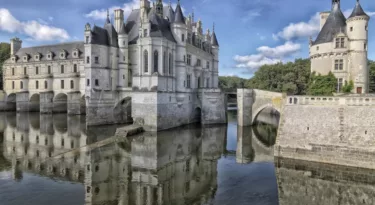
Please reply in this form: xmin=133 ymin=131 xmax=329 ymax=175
xmin=0 ymin=111 xmax=280 ymax=205
xmin=275 ymin=158 xmax=375 ymax=205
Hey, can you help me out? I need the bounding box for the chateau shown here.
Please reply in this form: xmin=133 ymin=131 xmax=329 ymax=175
xmin=310 ymin=0 xmax=370 ymax=94
xmin=1 ymin=0 xmax=226 ymax=131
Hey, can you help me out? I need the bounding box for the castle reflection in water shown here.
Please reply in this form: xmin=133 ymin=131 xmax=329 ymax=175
xmin=1 ymin=112 xmax=226 ymax=205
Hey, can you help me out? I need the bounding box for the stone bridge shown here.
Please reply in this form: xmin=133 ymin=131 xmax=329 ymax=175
xmin=237 ymin=89 xmax=283 ymax=126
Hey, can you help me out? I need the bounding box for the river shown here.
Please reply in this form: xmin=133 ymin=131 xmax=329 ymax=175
xmin=1 ymin=110 xmax=373 ymax=205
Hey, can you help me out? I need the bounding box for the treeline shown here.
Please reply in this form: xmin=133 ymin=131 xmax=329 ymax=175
xmin=220 ymin=59 xmax=375 ymax=95
xmin=0 ymin=43 xmax=10 ymax=74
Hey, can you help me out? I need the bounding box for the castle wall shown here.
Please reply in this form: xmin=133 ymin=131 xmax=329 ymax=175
xmin=276 ymin=96 xmax=375 ymax=169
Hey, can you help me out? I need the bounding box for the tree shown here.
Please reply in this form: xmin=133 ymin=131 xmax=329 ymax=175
xmin=342 ymin=80 xmax=354 ymax=93
xmin=369 ymin=60 xmax=375 ymax=92
xmin=307 ymin=72 xmax=337 ymax=96
xmin=0 ymin=43 xmax=10 ymax=74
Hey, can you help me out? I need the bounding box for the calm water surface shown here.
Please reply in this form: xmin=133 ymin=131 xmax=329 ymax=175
xmin=1 ymin=110 xmax=373 ymax=205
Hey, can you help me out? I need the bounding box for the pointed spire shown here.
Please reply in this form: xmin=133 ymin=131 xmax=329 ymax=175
xmin=211 ymin=22 xmax=219 ymax=47
xmin=105 ymin=9 xmax=111 ymax=24
xmin=174 ymin=0 xmax=185 ymax=24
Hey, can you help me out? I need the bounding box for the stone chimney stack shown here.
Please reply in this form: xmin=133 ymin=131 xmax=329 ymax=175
xmin=10 ymin=37 xmax=22 ymax=55
xmin=114 ymin=9 xmax=124 ymax=33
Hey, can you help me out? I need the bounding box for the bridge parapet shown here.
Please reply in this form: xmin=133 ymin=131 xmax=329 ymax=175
xmin=287 ymin=96 xmax=375 ymax=106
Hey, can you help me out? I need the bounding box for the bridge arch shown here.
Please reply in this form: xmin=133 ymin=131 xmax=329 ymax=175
xmin=113 ymin=96 xmax=132 ymax=124
xmin=252 ymin=104 xmax=280 ymax=126
xmin=6 ymin=93 xmax=16 ymax=111
xmin=53 ymin=93 xmax=68 ymax=113
xmin=29 ymin=93 xmax=40 ymax=112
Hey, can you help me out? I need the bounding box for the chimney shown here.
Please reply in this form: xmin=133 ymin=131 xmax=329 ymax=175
xmin=10 ymin=37 xmax=22 ymax=55
xmin=114 ymin=9 xmax=124 ymax=33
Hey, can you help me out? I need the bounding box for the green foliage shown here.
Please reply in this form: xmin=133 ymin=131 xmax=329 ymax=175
xmin=218 ymin=76 xmax=247 ymax=92
xmin=0 ymin=43 xmax=10 ymax=75
xmin=307 ymin=72 xmax=337 ymax=96
xmin=369 ymin=60 xmax=375 ymax=93
xmin=342 ymin=80 xmax=354 ymax=93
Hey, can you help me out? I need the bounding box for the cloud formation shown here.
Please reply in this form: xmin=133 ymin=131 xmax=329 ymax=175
xmin=0 ymin=8 xmax=69 ymax=41
xmin=234 ymin=41 xmax=301 ymax=70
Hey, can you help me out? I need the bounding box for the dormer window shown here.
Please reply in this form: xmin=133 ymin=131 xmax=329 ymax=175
xmin=23 ymin=55 xmax=28 ymax=62
xmin=72 ymin=49 xmax=79 ymax=58
xmin=47 ymin=52 xmax=53 ymax=60
xmin=11 ymin=57 xmax=16 ymax=62
xmin=35 ymin=53 xmax=41 ymax=61
xmin=317 ymin=46 xmax=319 ymax=51
xmin=143 ymin=29 xmax=148 ymax=37
xmin=335 ymin=37 xmax=345 ymax=48
xmin=350 ymin=27 xmax=353 ymax=32
xmin=60 ymin=51 xmax=66 ymax=59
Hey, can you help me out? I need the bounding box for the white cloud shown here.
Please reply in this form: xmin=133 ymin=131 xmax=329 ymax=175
xmin=273 ymin=13 xmax=320 ymax=41
xmin=234 ymin=41 xmax=301 ymax=70
xmin=85 ymin=0 xmax=184 ymax=20
xmin=242 ymin=10 xmax=261 ymax=23
xmin=0 ymin=8 xmax=69 ymax=41
xmin=48 ymin=16 xmax=54 ymax=21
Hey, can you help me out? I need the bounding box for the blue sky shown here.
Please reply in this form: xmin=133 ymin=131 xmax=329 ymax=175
xmin=1 ymin=0 xmax=375 ymax=79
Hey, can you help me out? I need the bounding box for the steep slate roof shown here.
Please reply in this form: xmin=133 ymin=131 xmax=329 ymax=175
xmin=348 ymin=1 xmax=368 ymax=18
xmin=91 ymin=25 xmax=109 ymax=46
xmin=125 ymin=8 xmax=176 ymax=45
xmin=7 ymin=42 xmax=84 ymax=63
xmin=104 ymin=22 xmax=119 ymax=47
xmin=164 ymin=5 xmax=175 ymax=22
xmin=119 ymin=23 xmax=127 ymax=35
xmin=174 ymin=2 xmax=185 ymax=24
xmin=313 ymin=3 xmax=346 ymax=45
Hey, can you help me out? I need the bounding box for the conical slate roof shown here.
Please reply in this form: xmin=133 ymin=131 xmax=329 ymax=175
xmin=348 ymin=0 xmax=368 ymax=19
xmin=174 ymin=1 xmax=185 ymax=24
xmin=119 ymin=23 xmax=127 ymax=35
xmin=164 ymin=5 xmax=175 ymax=22
xmin=211 ymin=32 xmax=219 ymax=46
xmin=104 ymin=22 xmax=119 ymax=47
xmin=313 ymin=2 xmax=346 ymax=45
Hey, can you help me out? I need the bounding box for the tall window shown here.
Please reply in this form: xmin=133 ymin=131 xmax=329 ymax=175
xmin=12 ymin=68 xmax=14 ymax=75
xmin=143 ymin=29 xmax=148 ymax=37
xmin=44 ymin=81 xmax=48 ymax=89
xmin=187 ymin=33 xmax=192 ymax=43
xmin=20 ymin=81 xmax=23 ymax=89
xmin=36 ymin=81 xmax=39 ymax=89
xmin=144 ymin=50 xmax=148 ymax=72
xmin=337 ymin=78 xmax=343 ymax=92
xmin=182 ymin=34 xmax=185 ymax=42
xmin=36 ymin=67 xmax=39 ymax=75
xmin=61 ymin=80 xmax=64 ymax=89
xmin=163 ymin=52 xmax=167 ymax=74
xmin=187 ymin=75 xmax=191 ymax=88
xmin=74 ymin=64 xmax=77 ymax=72
xmin=61 ymin=65 xmax=64 ymax=73
xmin=95 ymin=79 xmax=99 ymax=86
xmin=153 ymin=51 xmax=159 ymax=73
xmin=87 ymin=79 xmax=90 ymax=86
xmin=169 ymin=53 xmax=173 ymax=75
xmin=86 ymin=36 xmax=89 ymax=44
xmin=364 ymin=43 xmax=367 ymax=50
xmin=196 ymin=59 xmax=201 ymax=67
xmin=70 ymin=80 xmax=74 ymax=89
xmin=334 ymin=59 xmax=343 ymax=70
xmin=24 ymin=67 xmax=27 ymax=75
xmin=335 ymin=38 xmax=345 ymax=48
xmin=206 ymin=78 xmax=210 ymax=88
xmin=197 ymin=77 xmax=201 ymax=88
xmin=206 ymin=61 xmax=210 ymax=69
xmin=87 ymin=56 xmax=90 ymax=64
xmin=95 ymin=57 xmax=99 ymax=64
xmin=187 ymin=54 xmax=191 ymax=66
xmin=48 ymin=66 xmax=51 ymax=74
xmin=12 ymin=81 xmax=14 ymax=89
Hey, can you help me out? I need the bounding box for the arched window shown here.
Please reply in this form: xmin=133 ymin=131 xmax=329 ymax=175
xmin=144 ymin=50 xmax=148 ymax=72
xmin=44 ymin=81 xmax=48 ymax=89
xmin=154 ymin=50 xmax=159 ymax=73
xmin=169 ymin=53 xmax=173 ymax=75
xmin=36 ymin=81 xmax=39 ymax=89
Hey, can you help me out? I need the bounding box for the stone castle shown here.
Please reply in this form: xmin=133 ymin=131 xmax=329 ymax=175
xmin=310 ymin=0 xmax=370 ymax=94
xmin=1 ymin=0 xmax=227 ymax=131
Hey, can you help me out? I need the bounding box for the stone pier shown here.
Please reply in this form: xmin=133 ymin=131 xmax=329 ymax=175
xmin=40 ymin=92 xmax=54 ymax=114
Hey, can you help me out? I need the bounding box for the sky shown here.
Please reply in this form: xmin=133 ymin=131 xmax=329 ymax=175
xmin=0 ymin=0 xmax=375 ymax=79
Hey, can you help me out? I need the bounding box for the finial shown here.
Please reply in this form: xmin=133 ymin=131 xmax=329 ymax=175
xmin=177 ymin=0 xmax=181 ymax=5
xmin=192 ymin=9 xmax=195 ymax=22
xmin=105 ymin=9 xmax=111 ymax=24
xmin=213 ymin=22 xmax=215 ymax=32
xmin=107 ymin=9 xmax=109 ymax=18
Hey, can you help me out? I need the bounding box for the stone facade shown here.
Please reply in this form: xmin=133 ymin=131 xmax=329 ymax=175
xmin=1 ymin=0 xmax=226 ymax=131
xmin=275 ymin=95 xmax=375 ymax=169
xmin=310 ymin=0 xmax=370 ymax=94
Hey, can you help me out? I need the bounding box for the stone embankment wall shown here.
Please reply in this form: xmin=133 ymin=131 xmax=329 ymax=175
xmin=275 ymin=96 xmax=375 ymax=169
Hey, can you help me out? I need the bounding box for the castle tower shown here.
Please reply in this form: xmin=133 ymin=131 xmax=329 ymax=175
xmin=172 ymin=0 xmax=188 ymax=91
xmin=347 ymin=0 xmax=370 ymax=93
xmin=118 ymin=23 xmax=130 ymax=88
xmin=114 ymin=9 xmax=124 ymax=33
xmin=155 ymin=0 xmax=163 ymax=16
xmin=140 ymin=0 xmax=150 ymax=20
xmin=211 ymin=23 xmax=219 ymax=88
